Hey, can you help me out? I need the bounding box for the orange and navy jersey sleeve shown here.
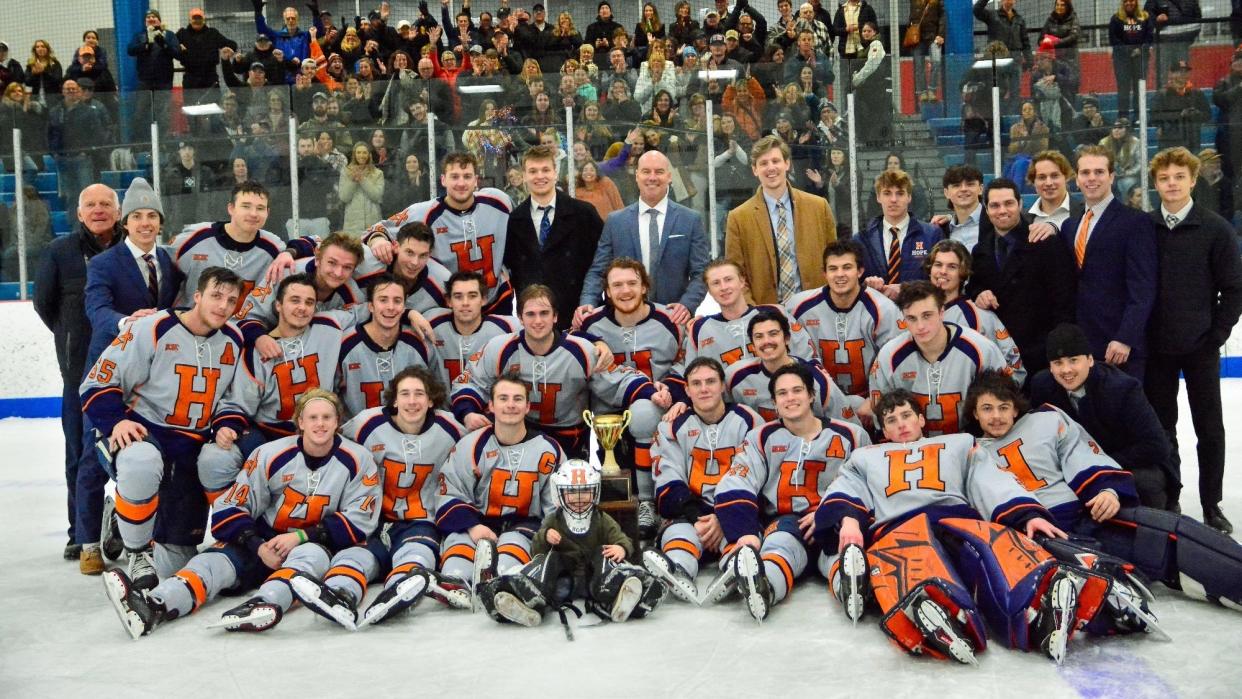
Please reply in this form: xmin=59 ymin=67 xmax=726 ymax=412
xmin=713 ymin=424 xmax=773 ymax=543
xmin=814 ymin=450 xmax=877 ymax=552
xmin=1051 ymin=407 xmax=1139 ymax=508
xmin=966 ymin=443 xmax=1053 ymax=532
xmin=285 ymin=234 xmax=321 ymax=260
xmin=434 ymin=429 xmax=486 ymax=533
xmin=652 ymin=416 xmax=697 ymax=520
xmin=80 ymin=313 xmax=159 ymax=435
xmin=321 ymin=440 xmax=381 ymax=551
xmin=449 ymin=333 xmax=510 ymax=422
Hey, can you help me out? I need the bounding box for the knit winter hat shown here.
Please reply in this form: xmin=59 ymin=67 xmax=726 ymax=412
xmin=121 ymin=177 xmax=164 ymax=221
xmin=1045 ymin=323 xmax=1091 ymax=363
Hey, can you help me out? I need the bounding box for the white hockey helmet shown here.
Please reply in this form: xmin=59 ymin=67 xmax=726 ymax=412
xmin=552 ymin=459 xmax=601 ymax=534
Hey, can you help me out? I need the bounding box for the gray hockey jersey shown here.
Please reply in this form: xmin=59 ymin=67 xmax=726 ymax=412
xmin=434 ymin=426 xmax=563 ymax=532
xmin=169 ymin=222 xmax=285 ymax=318
xmin=342 ymin=407 xmax=466 ymax=525
xmin=450 ymin=331 xmax=656 ymax=429
xmin=579 ymin=302 xmax=684 ymax=383
xmin=943 ymin=297 xmax=1026 ymax=387
xmin=679 ymin=304 xmax=816 ymax=370
xmin=652 ymin=404 xmax=764 ymax=519
xmin=785 ymin=286 xmax=901 ymax=396
xmin=241 ymin=258 xmax=368 ymax=339
xmin=976 ymin=406 xmax=1137 ymax=518
xmin=869 ymin=323 xmax=1012 ymax=436
xmin=714 ymin=418 xmax=871 ymax=541
xmin=725 ymin=356 xmax=862 ymax=424
xmin=425 ymin=308 xmax=518 ymax=389
xmin=80 ymin=309 xmax=244 ymax=437
xmin=214 ymin=315 xmax=344 ymax=438
xmin=337 ymin=325 xmax=438 ymax=419
xmin=816 ymin=433 xmax=1048 ymax=540
xmin=209 ymin=434 xmax=381 ymax=551
xmin=367 ymin=188 xmax=514 ymax=307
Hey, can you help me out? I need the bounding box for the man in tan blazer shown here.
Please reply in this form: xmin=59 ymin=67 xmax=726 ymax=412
xmin=724 ymin=135 xmax=837 ymax=306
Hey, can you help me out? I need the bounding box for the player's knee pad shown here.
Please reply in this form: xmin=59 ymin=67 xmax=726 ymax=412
xmin=867 ymin=515 xmax=987 ymax=660
xmin=1103 ymin=506 xmax=1242 ymax=609
xmin=196 ymin=443 xmax=243 ymax=499
xmin=283 ymin=542 xmax=332 ymax=575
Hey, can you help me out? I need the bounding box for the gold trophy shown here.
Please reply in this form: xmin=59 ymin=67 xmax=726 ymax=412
xmin=583 ymin=409 xmax=630 ymax=476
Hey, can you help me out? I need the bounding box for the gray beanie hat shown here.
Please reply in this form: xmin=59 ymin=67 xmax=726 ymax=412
xmin=121 ymin=177 xmax=164 ymax=221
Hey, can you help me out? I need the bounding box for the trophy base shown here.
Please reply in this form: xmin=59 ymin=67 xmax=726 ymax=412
xmin=598 ymin=468 xmax=638 ymax=554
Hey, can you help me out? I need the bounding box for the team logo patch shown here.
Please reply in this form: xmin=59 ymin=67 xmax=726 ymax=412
xmin=436 ymin=226 xmax=449 ymax=235
xmin=996 ymin=329 xmax=1010 ymax=340
xmin=791 ymin=322 xmax=804 ymax=332
xmin=282 ymin=473 xmax=295 ymax=483
xmin=700 ymin=337 xmax=715 ymax=347
xmin=687 ymin=429 xmax=700 ymax=438
xmin=901 ymin=371 xmax=918 ymax=380
xmin=804 ymin=319 xmax=820 ymax=327
xmin=165 ymin=344 xmax=180 ymax=352
xmin=192 ymin=254 xmax=209 ymax=261
xmin=486 ymin=450 xmax=498 ymax=459
xmin=349 ymin=362 xmax=361 ymax=371
xmin=772 ymin=445 xmax=788 ymax=453
xmin=249 ymin=285 xmax=272 ymax=302
xmin=371 ymin=444 xmax=385 ymax=453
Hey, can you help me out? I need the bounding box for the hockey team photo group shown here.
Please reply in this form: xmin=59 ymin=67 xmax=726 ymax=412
xmin=5 ymin=0 xmax=1242 ymax=695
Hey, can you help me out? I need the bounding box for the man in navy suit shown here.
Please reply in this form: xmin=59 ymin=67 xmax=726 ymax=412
xmin=857 ymin=169 xmax=943 ymax=301
xmin=77 ymin=177 xmax=180 ymax=574
xmin=1058 ymin=146 xmax=1157 ymax=380
xmin=575 ymin=150 xmax=709 ymax=328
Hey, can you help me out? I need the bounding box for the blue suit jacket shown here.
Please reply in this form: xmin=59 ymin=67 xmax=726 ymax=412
xmin=857 ymin=216 xmax=944 ymax=283
xmin=580 ymin=199 xmax=710 ymax=310
xmin=1058 ymin=199 xmax=1157 ymax=359
xmin=84 ymin=241 xmax=179 ymax=364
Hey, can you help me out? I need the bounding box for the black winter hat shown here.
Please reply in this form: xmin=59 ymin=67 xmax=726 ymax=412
xmin=1045 ymin=324 xmax=1091 ymax=362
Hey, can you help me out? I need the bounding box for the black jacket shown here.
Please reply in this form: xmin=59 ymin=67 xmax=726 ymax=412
xmin=1030 ymin=364 xmax=1170 ymax=476
xmin=1147 ymin=204 xmax=1242 ymax=355
xmin=33 ymin=224 xmax=119 ymax=383
xmin=505 ymin=192 xmax=603 ymax=330
xmin=176 ymin=25 xmax=238 ymax=88
xmin=967 ymin=216 xmax=1078 ymax=378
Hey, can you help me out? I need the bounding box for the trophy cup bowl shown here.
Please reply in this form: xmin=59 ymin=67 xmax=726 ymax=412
xmin=583 ymin=409 xmax=630 ymax=477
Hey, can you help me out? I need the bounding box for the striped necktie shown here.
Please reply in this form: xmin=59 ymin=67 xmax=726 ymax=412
xmin=774 ymin=200 xmax=799 ymax=300
xmin=142 ymin=253 xmax=159 ymax=305
xmin=886 ymin=227 xmax=901 ymax=284
xmin=1074 ymin=210 xmax=1094 ymax=268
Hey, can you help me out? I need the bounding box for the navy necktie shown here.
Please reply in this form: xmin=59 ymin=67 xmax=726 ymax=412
xmin=143 ymin=253 xmax=159 ymax=304
xmin=539 ymin=206 xmax=553 ymax=247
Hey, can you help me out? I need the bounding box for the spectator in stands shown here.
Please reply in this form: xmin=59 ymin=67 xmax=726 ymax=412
xmin=1098 ymin=118 xmax=1143 ymax=198
xmin=1008 ymin=100 xmax=1050 ymax=158
xmin=127 ymin=9 xmax=182 ymax=134
xmin=963 ymin=41 xmax=1019 ymax=116
xmin=603 ymin=47 xmax=636 ymax=92
xmin=1146 ymin=146 xmax=1242 ymax=530
xmin=25 ymin=39 xmax=63 ymax=98
xmin=65 ymin=44 xmax=117 ymax=99
xmin=0 ymin=81 xmax=46 ymax=174
xmin=73 ymin=31 xmax=108 ymax=72
xmin=1151 ymin=60 xmax=1210 ymax=153
xmin=4 ymin=185 xmax=51 ymax=279
xmin=1070 ymin=95 xmax=1109 ymax=149
xmin=833 ymin=0 xmax=876 ymax=66
xmin=1110 ymin=0 xmax=1154 ymax=121
xmin=338 ymin=141 xmax=384 ymax=235
xmin=852 ymin=22 xmax=890 ymax=147
xmin=1213 ymin=48 xmax=1242 ymax=183
xmin=784 ymin=29 xmax=834 ymax=86
xmin=1193 ymin=148 xmax=1235 ymax=224
xmin=635 ymin=48 xmax=678 ymax=114
xmin=909 ymin=0 xmax=946 ymax=103
xmin=163 ymin=141 xmax=210 ymax=228
xmin=1145 ymin=0 xmax=1201 ymax=81
xmin=1030 ymin=49 xmax=1077 ymax=138
xmin=33 ymin=183 xmax=120 ymax=562
xmin=177 ymin=7 xmax=236 ymax=91
xmin=587 ymin=2 xmax=624 ymax=58
xmin=1040 ymin=0 xmax=1081 ymax=68
xmin=0 ymin=42 xmax=25 ymax=94
xmin=1124 ymin=184 xmax=1147 ymax=209
xmin=668 ymin=1 xmax=700 ymax=48
xmin=634 ymin=3 xmax=666 ymax=57
xmin=723 ymin=75 xmax=766 ymax=142
xmin=973 ymin=0 xmax=1030 ymax=107
xmin=543 ymin=12 xmax=582 ymax=69
xmin=48 ymin=80 xmax=110 ymax=210
xmin=576 ymin=159 xmax=624 ymax=220
xmin=252 ymin=0 xmax=323 ymax=81
xmin=860 ymin=168 xmax=942 ymax=296
xmin=723 ymin=30 xmax=755 ymax=65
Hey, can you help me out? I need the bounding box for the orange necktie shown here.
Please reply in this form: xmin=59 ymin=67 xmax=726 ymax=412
xmin=1074 ymin=210 xmax=1094 ymax=268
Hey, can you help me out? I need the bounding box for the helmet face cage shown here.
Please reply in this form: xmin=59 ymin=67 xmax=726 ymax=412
xmin=558 ymin=482 xmax=600 ymax=515
xmin=553 ymin=459 xmax=601 ymax=534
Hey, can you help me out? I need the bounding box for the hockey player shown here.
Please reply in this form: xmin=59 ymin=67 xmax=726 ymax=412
xmin=925 ymin=240 xmax=1026 ymax=386
xmin=785 ymin=241 xmax=901 ymax=397
xmin=679 ymin=259 xmax=816 ymax=370
xmin=450 ymin=284 xmax=667 ymax=473
xmin=199 ymin=273 xmax=346 ymax=502
xmin=816 ymin=389 xmax=1103 ymax=665
xmin=869 ymin=281 xmax=1012 ymax=436
xmin=337 ymin=274 xmax=437 ymax=418
xmin=480 ymin=459 xmax=667 ymax=628
xmin=170 ymin=181 xmax=284 ymax=318
xmin=81 ymin=267 xmax=245 ymax=591
xmin=436 ymin=372 xmax=564 ymax=596
xmin=578 ymin=258 xmax=683 ymax=527
xmin=968 ymin=370 xmax=1242 ymax=617
xmin=365 ymin=152 xmax=515 ymax=315
xmin=240 ymin=233 xmax=367 ymax=347
xmin=308 ymin=366 xmax=471 ymax=628
xmin=723 ymin=310 xmax=860 ymax=423
xmin=425 ymin=271 xmax=518 ymax=388
xmin=101 ymin=389 xmax=381 ymax=638
xmin=645 ymin=357 xmax=763 ymax=603
xmin=708 ymin=363 xmax=870 ymax=621
xmin=271 ymin=221 xmax=452 ymax=317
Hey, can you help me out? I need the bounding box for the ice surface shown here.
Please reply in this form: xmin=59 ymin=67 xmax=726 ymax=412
xmin=3 ymin=384 xmax=1241 ymax=699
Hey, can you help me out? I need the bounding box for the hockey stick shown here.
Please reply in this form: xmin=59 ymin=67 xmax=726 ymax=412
xmin=556 ymin=603 xmax=583 ymax=642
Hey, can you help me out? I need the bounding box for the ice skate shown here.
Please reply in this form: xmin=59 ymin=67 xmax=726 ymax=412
xmin=360 ymin=569 xmax=432 ymax=627
xmin=102 ymin=569 xmax=165 ymax=640
xmin=909 ymin=597 xmax=978 ymax=666
xmin=210 ymin=597 xmax=283 ymax=632
xmin=126 ymin=546 xmax=158 ymax=592
xmin=1033 ymin=570 xmax=1080 ymax=665
xmin=100 ymin=495 xmax=124 ymax=562
xmin=290 ymin=572 xmax=358 ymax=631
xmin=838 ymin=543 xmax=870 ymax=625
xmin=733 ymin=545 xmax=774 ymax=623
xmin=643 ymin=548 xmax=698 ymax=604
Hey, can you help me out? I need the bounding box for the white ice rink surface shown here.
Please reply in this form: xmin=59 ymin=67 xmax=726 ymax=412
xmin=2 ymin=384 xmax=1241 ymax=699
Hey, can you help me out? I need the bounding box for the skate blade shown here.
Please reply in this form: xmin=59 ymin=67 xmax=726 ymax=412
xmin=290 ymin=577 xmax=358 ymax=632
xmin=360 ymin=574 xmax=430 ymax=627
xmin=698 ymin=567 xmax=737 ymax=606
xmin=734 ymin=548 xmax=768 ymax=623
xmin=495 ymin=592 xmax=542 ymax=627
xmin=643 ymin=551 xmax=700 ymax=605
xmin=1113 ymin=589 xmax=1172 ymax=642
xmin=914 ymin=601 xmax=977 ymax=666
xmin=206 ymin=607 xmax=280 ymax=632
xmin=102 ymin=572 xmax=144 ymax=641
xmin=1045 ymin=577 xmax=1079 ymax=665
xmin=429 ymin=583 xmax=472 ymax=610
xmin=611 ymin=577 xmax=643 ymax=623
xmin=1124 ymin=571 xmax=1157 ymax=604
xmin=841 ymin=544 xmax=868 ymax=625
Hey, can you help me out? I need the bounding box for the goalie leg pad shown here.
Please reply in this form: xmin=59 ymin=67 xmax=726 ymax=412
xmin=866 ymin=515 xmax=986 ymax=659
xmin=1100 ymin=506 xmax=1242 ymax=609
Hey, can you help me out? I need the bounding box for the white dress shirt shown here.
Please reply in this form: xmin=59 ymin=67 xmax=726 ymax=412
xmin=637 ymin=195 xmax=670 ymax=272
